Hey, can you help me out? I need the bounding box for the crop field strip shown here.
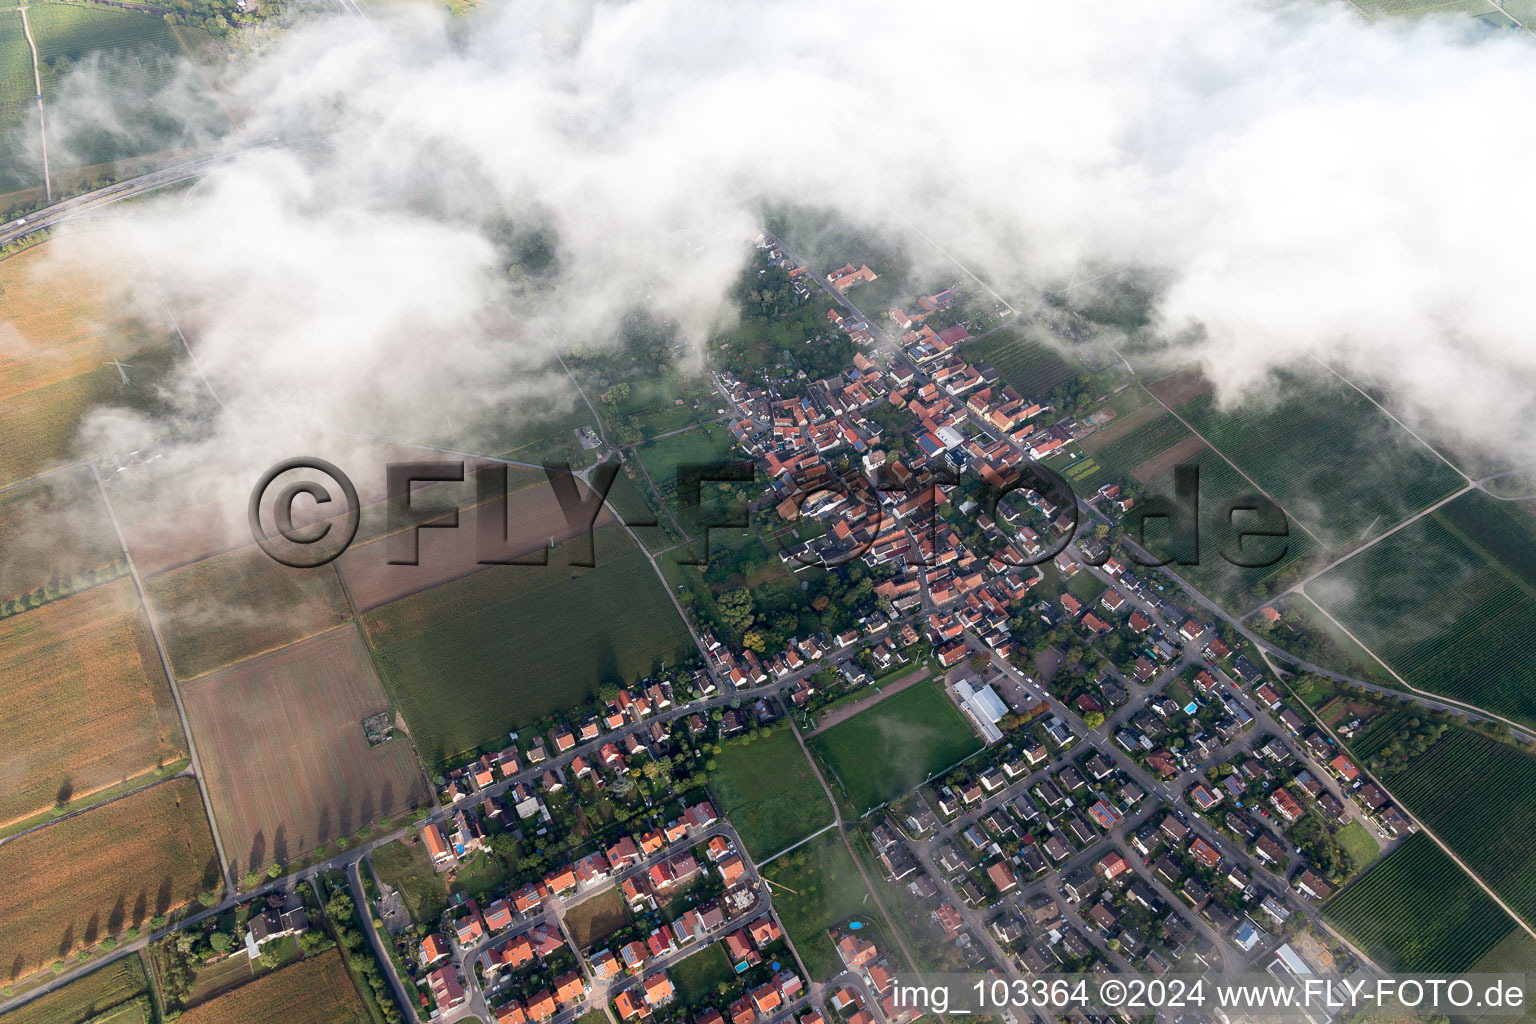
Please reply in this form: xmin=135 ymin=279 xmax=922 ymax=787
xmin=1347 ymin=709 xmax=1411 ymax=761
xmin=1377 ymin=729 xmax=1536 ymax=925
xmin=1322 ymin=832 xmax=1516 ymax=973
xmin=1310 ymin=491 xmax=1536 ymax=726
xmin=171 ymin=950 xmax=369 ymax=1024
xmin=1172 ymin=370 xmax=1464 ymax=550
xmin=0 ymin=777 xmax=217 ymax=978
xmin=2 ymin=953 xmax=150 ymax=1024
xmin=1077 ymin=411 xmax=1194 ymax=482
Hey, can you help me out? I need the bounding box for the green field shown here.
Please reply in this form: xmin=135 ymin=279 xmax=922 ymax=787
xmin=0 ymin=11 xmax=41 ymax=197
xmin=961 ymin=323 xmax=1079 ymax=400
xmin=760 ymin=832 xmax=882 ymax=982
xmin=370 ymin=837 xmax=450 ymax=924
xmin=1081 ymin=411 xmax=1194 ymax=481
xmin=708 ymin=727 xmax=834 ymax=859
xmin=1140 ymin=447 xmax=1318 ymax=613
xmin=1336 ymin=821 xmax=1381 ymax=874
xmin=668 ymin=942 xmax=735 ymax=1006
xmin=1374 ymin=729 xmax=1536 ymax=924
xmin=809 ymin=681 xmax=982 ymax=814
xmin=3 ymin=953 xmax=149 ymax=1024
xmin=1322 ymin=833 xmax=1516 ymax=972
xmin=362 ymin=523 xmax=695 ymax=765
xmin=1174 ymin=371 xmax=1464 ymax=550
xmin=1310 ymin=491 xmax=1536 ymax=726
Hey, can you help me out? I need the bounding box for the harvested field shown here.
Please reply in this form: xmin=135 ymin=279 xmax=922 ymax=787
xmin=144 ymin=543 xmax=351 ymax=680
xmin=0 ymin=778 xmax=218 ymax=980
xmin=362 ymin=523 xmax=694 ymax=765
xmin=173 ymin=951 xmax=369 ymax=1024
xmin=0 ymin=577 xmax=185 ymax=830
xmin=0 ymin=243 xmax=176 ymax=488
xmin=0 ymin=245 xmax=168 ymax=402
xmin=338 ymin=466 xmax=615 ymax=612
xmin=1146 ymin=367 xmax=1214 ymax=407
xmin=181 ymin=626 xmax=429 ymax=876
xmin=1130 ymin=434 xmax=1208 ymax=483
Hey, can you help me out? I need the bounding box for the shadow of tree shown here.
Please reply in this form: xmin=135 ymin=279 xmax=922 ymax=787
xmin=55 ymin=777 xmax=74 ymax=807
xmin=247 ymin=830 xmax=266 ymax=875
xmin=107 ymin=895 xmax=126 ymax=935
xmin=57 ymin=924 xmax=74 ymax=960
xmin=156 ymin=876 xmax=173 ymax=916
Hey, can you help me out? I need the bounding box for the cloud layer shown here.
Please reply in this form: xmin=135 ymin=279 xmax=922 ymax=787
xmin=37 ymin=0 xmax=1536 ymax=491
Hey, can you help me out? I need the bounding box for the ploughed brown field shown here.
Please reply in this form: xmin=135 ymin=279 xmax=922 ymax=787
xmin=0 ymin=778 xmax=218 ymax=980
xmin=336 ymin=464 xmax=616 ymax=611
xmin=180 ymin=625 xmax=430 ymax=875
xmin=173 ymin=951 xmax=369 ymax=1024
xmin=0 ymin=577 xmax=186 ymax=830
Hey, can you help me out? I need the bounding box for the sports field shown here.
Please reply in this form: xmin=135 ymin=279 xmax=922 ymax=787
xmin=181 ymin=625 xmax=429 ymax=876
xmin=1172 ymin=370 xmax=1464 ymax=550
xmin=3 ymin=953 xmax=149 ymax=1024
xmin=0 ymin=778 xmax=218 ymax=978
xmin=1310 ymin=491 xmax=1536 ymax=726
xmin=362 ymin=523 xmax=695 ymax=765
xmin=172 ymin=951 xmax=370 ymax=1024
xmin=809 ymin=681 xmax=982 ymax=814
xmin=1374 ymin=728 xmax=1536 ymax=924
xmin=144 ymin=544 xmax=352 ymax=680
xmin=1322 ymin=833 xmax=1516 ymax=973
xmin=0 ymin=577 xmax=185 ymax=830
xmin=708 ymin=728 xmax=834 ymax=859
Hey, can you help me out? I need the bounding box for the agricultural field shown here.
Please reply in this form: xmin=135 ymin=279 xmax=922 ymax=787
xmin=0 ymin=10 xmax=41 ymax=196
xmin=669 ymin=942 xmax=735 ymax=1006
xmin=27 ymin=5 xmax=214 ymax=171
xmin=760 ymin=832 xmax=882 ymax=982
xmin=1309 ymin=491 xmax=1536 ymax=726
xmin=0 ymin=577 xmax=186 ymax=832
xmin=708 ymin=728 xmax=834 ymax=860
xmin=1322 ymin=832 xmax=1516 ymax=973
xmin=337 ymin=463 xmax=615 ymax=612
xmin=362 ymin=522 xmax=695 ymax=765
xmin=0 ymin=466 xmax=123 ymax=609
xmin=180 ymin=625 xmax=430 ymax=877
xmin=809 ymin=681 xmax=982 ymax=814
xmin=1374 ymin=728 xmax=1536 ymax=924
xmin=564 ymin=887 xmax=632 ymax=950
xmin=1173 ymin=370 xmax=1464 ymax=550
xmin=633 ymin=423 xmax=745 ymax=539
xmin=961 ymin=323 xmax=1079 ymax=400
xmin=0 ymin=243 xmax=178 ymax=488
xmin=144 ymin=544 xmax=352 ymax=680
xmin=1351 ymin=0 xmax=1535 ymax=28
xmin=2 ymin=953 xmax=150 ymax=1024
xmin=173 ymin=951 xmax=369 ymax=1024
xmin=0 ymin=778 xmax=218 ymax=979
xmin=1139 ymin=447 xmax=1318 ymax=613
xmin=1078 ymin=410 xmax=1194 ymax=483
